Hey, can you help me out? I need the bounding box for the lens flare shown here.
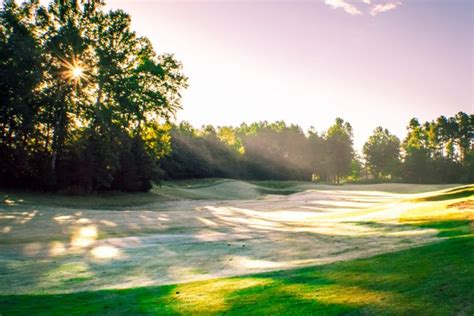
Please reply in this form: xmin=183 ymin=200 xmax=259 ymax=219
xmin=71 ymin=66 xmax=84 ymax=80
xmin=60 ymin=56 xmax=88 ymax=84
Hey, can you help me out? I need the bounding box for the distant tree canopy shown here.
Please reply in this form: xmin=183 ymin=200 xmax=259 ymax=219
xmin=0 ymin=0 xmax=187 ymax=192
xmin=161 ymin=119 xmax=357 ymax=183
xmin=161 ymin=112 xmax=473 ymax=185
xmin=400 ymin=113 xmax=474 ymax=183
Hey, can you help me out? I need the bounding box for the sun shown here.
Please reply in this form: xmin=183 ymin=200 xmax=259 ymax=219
xmin=60 ymin=56 xmax=88 ymax=83
xmin=71 ymin=66 xmax=84 ymax=80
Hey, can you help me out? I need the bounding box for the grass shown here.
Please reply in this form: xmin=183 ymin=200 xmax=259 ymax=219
xmin=1 ymin=182 xmax=472 ymax=315
xmin=409 ymin=220 xmax=472 ymax=238
xmin=248 ymin=180 xmax=303 ymax=189
xmin=0 ymin=223 xmax=472 ymax=315
xmin=162 ymin=178 xmax=233 ymax=189
xmin=413 ymin=185 xmax=473 ymax=202
xmin=2 ymin=191 xmax=162 ymax=210
xmin=3 ymin=181 xmax=466 ymax=209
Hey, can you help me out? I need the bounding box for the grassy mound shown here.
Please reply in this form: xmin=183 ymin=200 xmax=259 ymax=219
xmin=412 ymin=184 xmax=474 ymax=202
xmin=2 ymin=181 xmax=464 ymax=210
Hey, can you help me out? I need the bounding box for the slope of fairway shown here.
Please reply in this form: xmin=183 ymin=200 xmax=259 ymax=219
xmin=157 ymin=179 xmax=462 ymax=200
xmin=157 ymin=179 xmax=263 ymax=200
xmin=1 ymin=180 xmax=462 ymax=208
xmin=0 ymin=182 xmax=472 ymax=315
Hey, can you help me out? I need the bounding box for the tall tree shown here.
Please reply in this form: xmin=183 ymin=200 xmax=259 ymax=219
xmin=0 ymin=0 xmax=187 ymax=192
xmin=325 ymin=118 xmax=354 ymax=184
xmin=363 ymin=127 xmax=400 ymax=179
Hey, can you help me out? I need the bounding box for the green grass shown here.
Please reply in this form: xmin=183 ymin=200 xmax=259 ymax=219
xmin=409 ymin=220 xmax=472 ymax=238
xmin=2 ymin=182 xmax=465 ymax=209
xmin=1 ymin=182 xmax=471 ymax=315
xmin=414 ymin=185 xmax=474 ymax=202
xmin=1 ymin=221 xmax=472 ymax=315
xmin=2 ymin=191 xmax=162 ymax=209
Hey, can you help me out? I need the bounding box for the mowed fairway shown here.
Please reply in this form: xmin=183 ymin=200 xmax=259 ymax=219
xmin=0 ymin=181 xmax=473 ymax=315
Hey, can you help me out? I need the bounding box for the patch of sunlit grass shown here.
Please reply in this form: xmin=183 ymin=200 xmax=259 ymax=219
xmin=411 ymin=185 xmax=473 ymax=202
xmin=44 ymin=262 xmax=92 ymax=287
xmin=156 ymin=278 xmax=272 ymax=314
xmin=48 ymin=241 xmax=66 ymax=256
xmin=70 ymin=226 xmax=97 ymax=248
xmin=90 ymin=245 xmax=120 ymax=259
xmin=400 ymin=198 xmax=474 ymax=222
xmin=278 ymin=283 xmax=394 ymax=307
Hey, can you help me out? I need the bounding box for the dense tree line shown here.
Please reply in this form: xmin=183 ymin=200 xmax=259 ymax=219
xmin=400 ymin=113 xmax=473 ymax=183
xmin=161 ymin=118 xmax=357 ymax=183
xmin=0 ymin=0 xmax=187 ymax=192
xmin=161 ymin=113 xmax=473 ymax=184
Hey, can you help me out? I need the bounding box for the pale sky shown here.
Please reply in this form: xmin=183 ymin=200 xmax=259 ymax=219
xmin=106 ymin=0 xmax=473 ymax=150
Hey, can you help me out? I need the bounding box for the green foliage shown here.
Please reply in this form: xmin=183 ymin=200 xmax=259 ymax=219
xmin=363 ymin=127 xmax=400 ymax=179
xmin=400 ymin=112 xmax=473 ymax=183
xmin=161 ymin=119 xmax=356 ymax=183
xmin=160 ymin=113 xmax=472 ymax=184
xmin=324 ymin=118 xmax=354 ymax=183
xmin=0 ymin=0 xmax=187 ymax=192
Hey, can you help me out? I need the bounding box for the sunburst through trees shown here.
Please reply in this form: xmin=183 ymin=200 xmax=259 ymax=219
xmin=0 ymin=0 xmax=188 ymax=192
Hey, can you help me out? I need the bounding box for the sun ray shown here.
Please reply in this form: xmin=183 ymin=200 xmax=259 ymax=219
xmin=59 ymin=55 xmax=89 ymax=84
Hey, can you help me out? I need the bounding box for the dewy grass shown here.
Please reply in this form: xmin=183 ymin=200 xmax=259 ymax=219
xmin=0 ymin=182 xmax=472 ymax=315
xmin=1 ymin=229 xmax=472 ymax=315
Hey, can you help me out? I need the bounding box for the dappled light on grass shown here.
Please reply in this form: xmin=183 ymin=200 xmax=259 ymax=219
xmin=4 ymin=198 xmax=16 ymax=205
xmin=202 ymin=204 xmax=437 ymax=238
xmin=1 ymin=210 xmax=39 ymax=224
xmin=43 ymin=261 xmax=92 ymax=290
xmin=163 ymin=278 xmax=273 ymax=314
xmin=278 ymin=282 xmax=393 ymax=307
xmin=400 ymin=195 xmax=474 ymax=222
xmin=76 ymin=218 xmax=92 ymax=224
xmin=53 ymin=215 xmax=74 ymax=223
xmin=71 ymin=226 xmax=97 ymax=248
xmin=230 ymin=256 xmax=289 ymax=270
xmin=23 ymin=242 xmax=42 ymax=256
xmin=2 ymin=196 xmax=25 ymax=206
xmin=197 ymin=216 xmax=218 ymax=227
xmin=19 ymin=210 xmax=37 ymax=224
xmin=0 ymin=184 xmax=471 ymax=298
xmin=48 ymin=241 xmax=66 ymax=256
xmin=90 ymin=245 xmax=120 ymax=259
xmin=2 ymin=235 xmax=471 ymax=315
xmin=99 ymin=219 xmax=117 ymax=227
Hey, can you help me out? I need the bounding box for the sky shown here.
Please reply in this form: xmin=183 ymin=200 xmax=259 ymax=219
xmin=105 ymin=0 xmax=473 ymax=150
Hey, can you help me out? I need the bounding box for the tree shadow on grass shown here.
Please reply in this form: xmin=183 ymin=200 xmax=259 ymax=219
xmin=405 ymin=219 xmax=473 ymax=238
